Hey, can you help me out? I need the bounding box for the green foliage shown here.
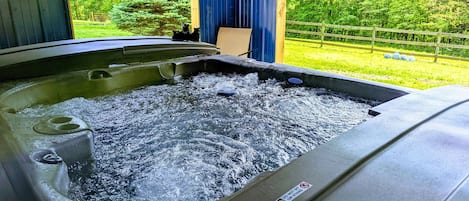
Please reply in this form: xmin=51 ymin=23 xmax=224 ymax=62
xmin=108 ymin=0 xmax=190 ymax=36
xmin=70 ymin=0 xmax=123 ymax=21
xmin=287 ymin=0 xmax=469 ymax=33
xmin=286 ymin=0 xmax=468 ymax=58
xmin=424 ymin=0 xmax=469 ymax=32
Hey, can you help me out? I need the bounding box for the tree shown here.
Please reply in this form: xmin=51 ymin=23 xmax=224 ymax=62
xmin=70 ymin=0 xmax=123 ymax=21
xmin=424 ymin=0 xmax=469 ymax=32
xmin=109 ymin=0 xmax=190 ymax=36
xmin=387 ymin=0 xmax=428 ymax=30
xmin=286 ymin=0 xmax=468 ymax=34
xmin=358 ymin=0 xmax=391 ymax=27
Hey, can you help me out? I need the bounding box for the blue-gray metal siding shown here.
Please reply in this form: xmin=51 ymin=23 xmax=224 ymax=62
xmin=0 ymin=0 xmax=73 ymax=49
xmin=199 ymin=0 xmax=277 ymax=62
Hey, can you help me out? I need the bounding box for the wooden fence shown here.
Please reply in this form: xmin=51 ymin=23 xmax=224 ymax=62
xmin=286 ymin=20 xmax=469 ymax=62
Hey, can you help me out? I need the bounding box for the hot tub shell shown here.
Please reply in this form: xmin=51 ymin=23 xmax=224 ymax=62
xmin=0 ymin=37 xmax=468 ymax=201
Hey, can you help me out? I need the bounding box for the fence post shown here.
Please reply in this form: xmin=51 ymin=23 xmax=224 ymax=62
xmin=371 ymin=26 xmax=376 ymax=53
xmin=320 ymin=22 xmax=325 ymax=47
xmin=434 ymin=28 xmax=442 ymax=63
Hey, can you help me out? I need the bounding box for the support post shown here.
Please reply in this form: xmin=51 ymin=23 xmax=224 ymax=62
xmin=67 ymin=0 xmax=75 ymax=39
xmin=434 ymin=28 xmax=442 ymax=63
xmin=190 ymin=0 xmax=200 ymax=31
xmin=275 ymin=0 xmax=286 ymax=63
xmin=371 ymin=26 xmax=376 ymax=53
xmin=320 ymin=21 xmax=325 ymax=47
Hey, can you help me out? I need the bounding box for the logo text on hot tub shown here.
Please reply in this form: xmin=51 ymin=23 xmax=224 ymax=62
xmin=276 ymin=181 xmax=312 ymax=201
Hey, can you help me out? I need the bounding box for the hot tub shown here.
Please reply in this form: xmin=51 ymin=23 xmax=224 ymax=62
xmin=1 ymin=37 xmax=468 ymax=201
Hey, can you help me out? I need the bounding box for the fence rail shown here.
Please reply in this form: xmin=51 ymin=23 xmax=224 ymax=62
xmin=286 ymin=20 xmax=469 ymax=62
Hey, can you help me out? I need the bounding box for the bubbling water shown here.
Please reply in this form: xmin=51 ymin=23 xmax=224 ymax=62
xmin=20 ymin=73 xmax=375 ymax=201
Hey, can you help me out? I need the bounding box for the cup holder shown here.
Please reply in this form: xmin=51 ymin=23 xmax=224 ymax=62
xmin=58 ymin=124 xmax=80 ymax=131
xmin=34 ymin=116 xmax=90 ymax=135
xmin=49 ymin=116 xmax=72 ymax=124
xmin=89 ymin=70 xmax=112 ymax=80
xmin=1 ymin=107 xmax=16 ymax=114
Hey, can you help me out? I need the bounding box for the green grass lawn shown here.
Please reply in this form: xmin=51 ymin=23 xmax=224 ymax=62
xmin=73 ymin=20 xmax=134 ymax=39
xmin=72 ymin=20 xmax=468 ymax=89
xmin=284 ymin=38 xmax=469 ymax=89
